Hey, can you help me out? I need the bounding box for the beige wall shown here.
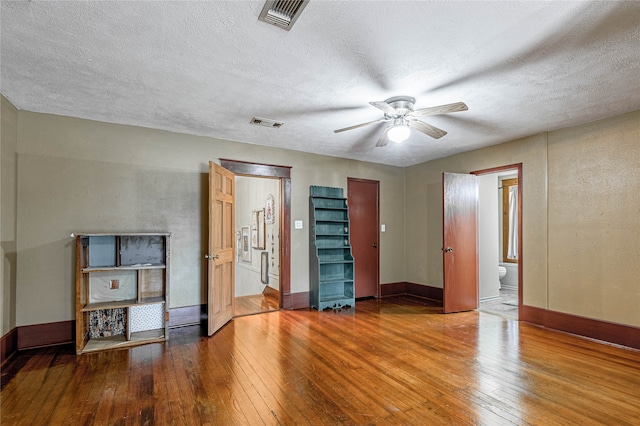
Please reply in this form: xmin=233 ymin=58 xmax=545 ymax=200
xmin=1 ymin=95 xmax=19 ymax=335
xmin=547 ymin=111 xmax=640 ymax=326
xmin=405 ymin=109 xmax=640 ymax=327
xmin=13 ymin=109 xmax=405 ymax=326
xmin=4 ymin=94 xmax=639 ymax=331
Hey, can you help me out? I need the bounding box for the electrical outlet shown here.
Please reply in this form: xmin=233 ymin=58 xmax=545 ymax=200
xmin=109 ymin=279 xmax=119 ymax=289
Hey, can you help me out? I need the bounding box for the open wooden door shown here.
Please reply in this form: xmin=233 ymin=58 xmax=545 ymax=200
xmin=442 ymin=172 xmax=478 ymax=313
xmin=207 ymin=161 xmax=235 ymax=336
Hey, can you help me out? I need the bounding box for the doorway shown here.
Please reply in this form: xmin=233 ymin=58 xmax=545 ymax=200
xmin=206 ymin=159 xmax=291 ymax=336
xmin=233 ymin=175 xmax=281 ymax=316
xmin=473 ymin=165 xmax=522 ymax=320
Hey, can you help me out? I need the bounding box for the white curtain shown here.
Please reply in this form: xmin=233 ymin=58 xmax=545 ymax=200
xmin=507 ymin=186 xmax=518 ymax=260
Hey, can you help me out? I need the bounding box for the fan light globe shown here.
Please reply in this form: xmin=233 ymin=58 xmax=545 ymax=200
xmin=387 ymin=124 xmax=410 ymax=143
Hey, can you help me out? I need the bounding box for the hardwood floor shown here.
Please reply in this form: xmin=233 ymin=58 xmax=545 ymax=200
xmin=2 ymin=296 xmax=639 ymax=425
xmin=479 ymin=287 xmax=518 ymax=319
xmin=234 ymin=288 xmax=280 ymax=317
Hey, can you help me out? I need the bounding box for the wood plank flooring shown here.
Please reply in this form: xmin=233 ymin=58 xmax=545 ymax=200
xmin=2 ymin=296 xmax=640 ymax=425
xmin=234 ymin=289 xmax=280 ymax=317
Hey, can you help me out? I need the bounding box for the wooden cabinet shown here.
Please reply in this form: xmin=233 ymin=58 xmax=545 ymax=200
xmin=309 ymin=186 xmax=355 ymax=310
xmin=75 ymin=233 xmax=170 ymax=354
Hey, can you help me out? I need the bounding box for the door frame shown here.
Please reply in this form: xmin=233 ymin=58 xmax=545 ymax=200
xmin=471 ymin=163 xmax=523 ymax=314
xmin=347 ymin=177 xmax=380 ymax=299
xmin=220 ymin=159 xmax=292 ymax=309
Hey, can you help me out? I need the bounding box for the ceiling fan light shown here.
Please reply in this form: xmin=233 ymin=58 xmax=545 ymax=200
xmin=387 ymin=124 xmax=410 ymax=143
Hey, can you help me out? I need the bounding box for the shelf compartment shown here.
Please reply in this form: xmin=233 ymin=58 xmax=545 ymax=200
xmin=83 ymin=296 xmax=165 ymax=312
xmin=130 ymin=303 xmax=165 ymax=333
xmin=89 ymin=270 xmax=137 ymax=304
xmin=88 ymin=308 xmax=127 ymax=339
xmin=86 ymin=236 xmax=117 ymax=267
xmin=81 ymin=329 xmax=165 ymax=353
xmin=317 ymin=282 xmax=354 ymax=310
xmin=83 ymin=264 xmax=165 ymax=273
xmin=318 ymin=248 xmax=353 ymax=262
xmin=315 ymin=223 xmax=348 ymax=235
xmin=314 ymin=209 xmax=349 ymax=221
xmin=120 ymin=235 xmax=165 ymax=266
xmin=312 ymin=198 xmax=347 ymax=209
xmin=310 ymin=186 xmax=344 ymax=198
xmin=319 ymin=261 xmax=353 ymax=280
xmin=315 ymin=235 xmax=350 ymax=249
xmin=139 ymin=268 xmax=165 ymax=299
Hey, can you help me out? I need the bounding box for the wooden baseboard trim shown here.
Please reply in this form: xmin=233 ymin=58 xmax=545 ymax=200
xmin=17 ymin=320 xmax=74 ymax=350
xmin=1 ymin=327 xmax=19 ymax=367
xmin=380 ymin=282 xmax=408 ymax=296
xmin=381 ymin=282 xmax=444 ymax=302
xmin=263 ymin=286 xmax=280 ymax=300
xmin=283 ymin=291 xmax=310 ymax=310
xmin=521 ymin=305 xmax=640 ymax=350
xmin=169 ymin=305 xmax=206 ymax=329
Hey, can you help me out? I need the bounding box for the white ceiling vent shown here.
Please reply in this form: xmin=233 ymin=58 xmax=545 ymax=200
xmin=258 ymin=0 xmax=309 ymax=31
xmin=250 ymin=117 xmax=284 ymax=128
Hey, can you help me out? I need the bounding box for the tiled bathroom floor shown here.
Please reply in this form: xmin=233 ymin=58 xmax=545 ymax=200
xmin=479 ymin=287 xmax=518 ymax=320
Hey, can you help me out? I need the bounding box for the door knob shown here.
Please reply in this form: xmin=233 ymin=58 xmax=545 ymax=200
xmin=205 ymin=253 xmax=220 ymax=260
xmin=442 ymin=247 xmax=454 ymax=253
xmin=372 ymin=243 xmax=378 ymax=248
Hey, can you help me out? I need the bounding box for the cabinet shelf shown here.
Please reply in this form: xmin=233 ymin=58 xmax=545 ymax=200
xmin=82 ymin=296 xmax=165 ymax=312
xmin=82 ymin=264 xmax=166 ymax=273
xmin=75 ymin=233 xmax=170 ymax=354
xmin=81 ymin=329 xmax=165 ymax=353
xmin=309 ymin=186 xmax=355 ymax=311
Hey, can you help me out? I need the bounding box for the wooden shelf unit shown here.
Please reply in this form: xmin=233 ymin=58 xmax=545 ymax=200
xmin=75 ymin=233 xmax=170 ymax=354
xmin=309 ymin=186 xmax=355 ymax=310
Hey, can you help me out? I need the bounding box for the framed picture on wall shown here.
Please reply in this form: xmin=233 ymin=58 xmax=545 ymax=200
xmin=241 ymin=226 xmax=251 ymax=262
xmin=260 ymin=252 xmax=269 ymax=284
xmin=265 ymin=194 xmax=275 ymax=224
xmin=252 ymin=209 xmax=266 ymax=249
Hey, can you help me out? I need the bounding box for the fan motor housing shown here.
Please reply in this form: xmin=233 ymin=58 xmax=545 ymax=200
xmin=384 ymin=96 xmax=415 ymax=117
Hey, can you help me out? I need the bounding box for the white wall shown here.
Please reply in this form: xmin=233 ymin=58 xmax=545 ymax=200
xmin=478 ymin=174 xmax=500 ymax=300
xmin=235 ymin=176 xmax=279 ymax=297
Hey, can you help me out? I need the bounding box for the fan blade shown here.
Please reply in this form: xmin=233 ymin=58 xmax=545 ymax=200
xmin=407 ymin=119 xmax=447 ymax=139
xmin=411 ymin=102 xmax=468 ymax=117
xmin=334 ymin=118 xmax=389 ymax=133
xmin=369 ymin=101 xmax=398 ymax=115
xmin=375 ymin=127 xmax=390 ymax=147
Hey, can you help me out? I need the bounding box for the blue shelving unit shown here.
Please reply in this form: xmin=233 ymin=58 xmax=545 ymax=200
xmin=309 ymin=186 xmax=355 ymax=310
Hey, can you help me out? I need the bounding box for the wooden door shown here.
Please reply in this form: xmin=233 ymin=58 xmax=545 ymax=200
xmin=348 ymin=178 xmax=380 ymax=298
xmin=207 ymin=162 xmax=235 ymax=335
xmin=442 ymin=172 xmax=478 ymax=313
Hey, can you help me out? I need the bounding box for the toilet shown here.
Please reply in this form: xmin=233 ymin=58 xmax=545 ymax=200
xmin=498 ymin=265 xmax=507 ymax=281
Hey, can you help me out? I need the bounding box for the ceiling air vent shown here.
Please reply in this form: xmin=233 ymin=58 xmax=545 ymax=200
xmin=258 ymin=0 xmax=309 ymax=31
xmin=250 ymin=117 xmax=284 ymax=128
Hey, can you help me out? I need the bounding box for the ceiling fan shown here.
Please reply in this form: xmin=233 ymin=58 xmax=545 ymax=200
xmin=334 ymin=96 xmax=468 ymax=147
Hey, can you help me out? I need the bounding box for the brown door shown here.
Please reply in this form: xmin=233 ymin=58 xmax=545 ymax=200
xmin=348 ymin=178 xmax=380 ymax=298
xmin=207 ymin=161 xmax=235 ymax=335
xmin=442 ymin=172 xmax=478 ymax=313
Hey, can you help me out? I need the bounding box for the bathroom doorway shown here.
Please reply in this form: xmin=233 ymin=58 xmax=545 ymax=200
xmin=473 ymin=165 xmax=522 ymax=320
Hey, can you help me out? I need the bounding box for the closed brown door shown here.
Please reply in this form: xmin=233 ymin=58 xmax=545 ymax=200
xmin=207 ymin=161 xmax=235 ymax=335
xmin=348 ymin=178 xmax=380 ymax=298
xmin=442 ymin=172 xmax=478 ymax=313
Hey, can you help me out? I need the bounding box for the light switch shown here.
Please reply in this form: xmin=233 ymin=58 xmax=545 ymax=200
xmin=295 ymin=220 xmax=303 ymax=229
xmin=381 ymin=224 xmax=386 ymax=233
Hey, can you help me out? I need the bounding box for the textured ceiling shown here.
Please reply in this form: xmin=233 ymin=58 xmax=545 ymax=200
xmin=2 ymin=1 xmax=639 ymax=167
